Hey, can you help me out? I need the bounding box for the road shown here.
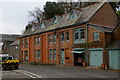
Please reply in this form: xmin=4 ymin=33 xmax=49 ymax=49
xmin=1 ymin=64 xmax=119 ymax=80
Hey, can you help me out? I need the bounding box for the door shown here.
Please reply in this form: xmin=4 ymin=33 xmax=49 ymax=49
xmin=25 ymin=50 xmax=28 ymax=62
xmin=109 ymin=50 xmax=120 ymax=69
xmin=90 ymin=51 xmax=102 ymax=66
xmin=61 ymin=49 xmax=65 ymax=65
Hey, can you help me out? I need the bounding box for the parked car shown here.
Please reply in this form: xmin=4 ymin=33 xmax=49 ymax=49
xmin=2 ymin=56 xmax=20 ymax=70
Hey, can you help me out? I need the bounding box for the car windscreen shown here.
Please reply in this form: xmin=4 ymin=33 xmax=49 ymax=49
xmin=2 ymin=57 xmax=13 ymax=61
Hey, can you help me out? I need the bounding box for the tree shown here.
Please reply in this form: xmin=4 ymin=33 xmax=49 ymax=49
xmin=28 ymin=7 xmax=44 ymax=23
xmin=43 ymin=1 xmax=65 ymax=19
xmin=116 ymin=11 xmax=120 ymax=17
xmin=43 ymin=1 xmax=97 ymax=19
xmin=109 ymin=1 xmax=120 ymax=11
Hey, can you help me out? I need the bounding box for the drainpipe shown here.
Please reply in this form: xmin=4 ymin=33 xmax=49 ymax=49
xmin=85 ymin=22 xmax=89 ymax=65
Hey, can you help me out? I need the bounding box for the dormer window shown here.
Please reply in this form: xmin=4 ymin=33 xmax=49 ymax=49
xmin=68 ymin=10 xmax=77 ymax=21
xmin=31 ymin=26 xmax=34 ymax=31
xmin=40 ymin=23 xmax=46 ymax=28
xmin=52 ymin=17 xmax=58 ymax=25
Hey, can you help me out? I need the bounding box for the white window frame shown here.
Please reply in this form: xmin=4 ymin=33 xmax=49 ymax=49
xmin=74 ymin=28 xmax=85 ymax=41
xmin=53 ymin=35 xmax=57 ymax=43
xmin=49 ymin=49 xmax=53 ymax=60
xmin=93 ymin=32 xmax=99 ymax=41
xmin=74 ymin=29 xmax=79 ymax=40
xmin=66 ymin=32 xmax=69 ymax=41
xmin=49 ymin=35 xmax=53 ymax=43
xmin=35 ymin=50 xmax=40 ymax=59
xmin=53 ymin=49 xmax=56 ymax=60
xmin=61 ymin=33 xmax=64 ymax=42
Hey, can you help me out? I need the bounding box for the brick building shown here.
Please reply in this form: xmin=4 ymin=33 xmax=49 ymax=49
xmin=19 ymin=2 xmax=120 ymax=69
xmin=1 ymin=34 xmax=20 ymax=54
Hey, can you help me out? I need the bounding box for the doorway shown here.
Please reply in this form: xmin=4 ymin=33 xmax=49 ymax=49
xmin=74 ymin=52 xmax=84 ymax=66
xmin=61 ymin=49 xmax=65 ymax=65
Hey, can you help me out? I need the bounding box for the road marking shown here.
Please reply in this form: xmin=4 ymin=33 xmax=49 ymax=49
xmin=23 ymin=72 xmax=36 ymax=78
xmin=14 ymin=70 xmax=42 ymax=78
xmin=22 ymin=70 xmax=42 ymax=78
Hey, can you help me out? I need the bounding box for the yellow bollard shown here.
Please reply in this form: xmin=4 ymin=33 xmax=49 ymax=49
xmin=105 ymin=64 xmax=107 ymax=70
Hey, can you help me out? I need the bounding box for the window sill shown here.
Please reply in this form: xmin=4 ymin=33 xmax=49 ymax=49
xmin=66 ymin=40 xmax=69 ymax=42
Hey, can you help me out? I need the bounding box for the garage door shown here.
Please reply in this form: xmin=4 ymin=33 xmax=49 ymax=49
xmin=109 ymin=50 xmax=120 ymax=69
xmin=90 ymin=51 xmax=102 ymax=66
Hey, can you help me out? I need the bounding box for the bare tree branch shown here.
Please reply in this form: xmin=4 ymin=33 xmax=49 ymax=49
xmin=28 ymin=7 xmax=44 ymax=23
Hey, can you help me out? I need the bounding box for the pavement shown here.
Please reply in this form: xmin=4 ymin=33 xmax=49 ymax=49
xmin=1 ymin=64 xmax=120 ymax=80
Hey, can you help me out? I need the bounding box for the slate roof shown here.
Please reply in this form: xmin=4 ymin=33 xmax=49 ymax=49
xmin=20 ymin=2 xmax=105 ymax=38
xmin=89 ymin=24 xmax=115 ymax=33
xmin=1 ymin=34 xmax=21 ymax=42
xmin=75 ymin=2 xmax=104 ymax=24
xmin=10 ymin=40 xmax=20 ymax=46
xmin=55 ymin=15 xmax=63 ymax=22
xmin=20 ymin=28 xmax=32 ymax=37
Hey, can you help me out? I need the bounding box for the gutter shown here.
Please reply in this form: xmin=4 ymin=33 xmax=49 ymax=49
xmin=85 ymin=22 xmax=89 ymax=65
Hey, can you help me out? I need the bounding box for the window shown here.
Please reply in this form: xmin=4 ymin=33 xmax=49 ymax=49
xmin=41 ymin=23 xmax=46 ymax=28
xmin=34 ymin=37 xmax=40 ymax=45
xmin=53 ymin=49 xmax=56 ymax=60
xmin=66 ymin=32 xmax=69 ymax=41
xmin=80 ymin=29 xmax=84 ymax=39
xmin=25 ymin=50 xmax=28 ymax=61
xmin=34 ymin=37 xmax=37 ymax=45
xmin=68 ymin=11 xmax=77 ymax=21
xmin=61 ymin=33 xmax=64 ymax=41
xmin=52 ymin=17 xmax=58 ymax=25
xmin=37 ymin=37 xmax=40 ymax=44
xmin=49 ymin=49 xmax=53 ymax=60
xmin=94 ymin=32 xmax=99 ymax=41
xmin=53 ymin=35 xmax=57 ymax=43
xmin=49 ymin=35 xmax=53 ymax=43
xmin=74 ymin=28 xmax=85 ymax=40
xmin=31 ymin=26 xmax=35 ymax=31
xmin=35 ymin=50 xmax=40 ymax=59
xmin=74 ymin=30 xmax=79 ymax=40
xmin=25 ymin=39 xmax=28 ymax=48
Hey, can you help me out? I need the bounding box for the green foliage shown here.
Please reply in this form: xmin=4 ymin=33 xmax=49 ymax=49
xmin=109 ymin=2 xmax=117 ymax=11
xmin=109 ymin=2 xmax=120 ymax=11
xmin=43 ymin=1 xmax=65 ymax=19
xmin=116 ymin=11 xmax=120 ymax=17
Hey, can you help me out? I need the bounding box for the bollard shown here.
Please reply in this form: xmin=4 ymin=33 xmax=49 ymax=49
xmin=105 ymin=64 xmax=107 ymax=70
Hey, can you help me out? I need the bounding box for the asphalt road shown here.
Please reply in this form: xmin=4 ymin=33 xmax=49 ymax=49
xmin=1 ymin=64 xmax=119 ymax=80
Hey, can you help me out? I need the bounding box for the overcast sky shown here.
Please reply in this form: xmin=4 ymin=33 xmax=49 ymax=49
xmin=0 ymin=0 xmax=56 ymax=35
xmin=0 ymin=0 xmax=119 ymax=35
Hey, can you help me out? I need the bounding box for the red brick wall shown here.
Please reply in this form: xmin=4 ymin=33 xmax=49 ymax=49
xmin=88 ymin=27 xmax=106 ymax=48
xmin=89 ymin=2 xmax=118 ymax=27
xmin=41 ymin=33 xmax=48 ymax=64
xmin=113 ymin=24 xmax=120 ymax=41
xmin=105 ymin=33 xmax=113 ymax=47
xmin=20 ymin=37 xmax=30 ymax=62
xmin=28 ymin=36 xmax=33 ymax=62
xmin=45 ymin=28 xmax=74 ymax=66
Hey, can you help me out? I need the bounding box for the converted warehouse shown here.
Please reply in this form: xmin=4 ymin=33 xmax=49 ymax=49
xmin=19 ymin=2 xmax=120 ymax=69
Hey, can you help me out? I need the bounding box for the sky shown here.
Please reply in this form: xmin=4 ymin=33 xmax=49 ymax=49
xmin=0 ymin=0 xmax=119 ymax=35
xmin=0 ymin=0 xmax=56 ymax=35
